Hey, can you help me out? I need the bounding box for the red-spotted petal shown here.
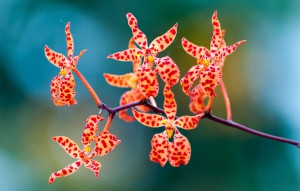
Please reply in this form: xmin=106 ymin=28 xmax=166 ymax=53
xmin=210 ymin=11 xmax=222 ymax=54
xmin=189 ymin=84 xmax=207 ymax=114
xmin=155 ymin=57 xmax=180 ymax=86
xmin=136 ymin=63 xmax=159 ymax=98
xmin=44 ymin=45 xmax=67 ymax=68
xmin=49 ymin=160 xmax=82 ymax=184
xmin=65 ymin=22 xmax=74 ymax=61
xmin=81 ymin=115 xmax=104 ymax=147
xmin=126 ymin=13 xmax=148 ymax=50
xmin=149 ymin=131 xmax=169 ymax=167
xmin=107 ymin=48 xmax=143 ymax=62
xmin=180 ymin=65 xmax=202 ymax=96
xmin=52 ymin=136 xmax=81 ymax=159
xmin=128 ymin=38 xmax=143 ymax=73
xmin=103 ymin=73 xmax=134 ymax=88
xmin=168 ymin=130 xmax=191 ymax=167
xmin=149 ymin=23 xmax=178 ymax=54
xmin=199 ymin=63 xmax=222 ymax=97
xmin=84 ymin=159 xmax=101 ymax=178
xmin=181 ymin=38 xmax=210 ymax=60
xmin=174 ymin=113 xmax=203 ymax=130
xmin=163 ymin=86 xmax=177 ymax=121
xmin=215 ymin=40 xmax=246 ymax=61
xmin=93 ymin=131 xmax=121 ymax=156
xmin=132 ymin=108 xmax=166 ymax=127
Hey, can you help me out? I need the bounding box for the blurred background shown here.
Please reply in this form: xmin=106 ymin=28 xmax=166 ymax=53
xmin=1 ymin=0 xmax=300 ymax=190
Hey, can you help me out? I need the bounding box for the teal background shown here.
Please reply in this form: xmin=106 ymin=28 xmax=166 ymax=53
xmin=1 ymin=0 xmax=300 ymax=190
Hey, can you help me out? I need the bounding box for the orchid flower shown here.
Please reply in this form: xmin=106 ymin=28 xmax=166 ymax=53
xmin=44 ymin=22 xmax=86 ymax=106
xmin=49 ymin=115 xmax=120 ymax=184
xmin=107 ymin=13 xmax=178 ymax=65
xmin=132 ymin=86 xmax=203 ymax=166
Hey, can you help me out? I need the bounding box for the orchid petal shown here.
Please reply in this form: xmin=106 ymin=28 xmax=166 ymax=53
xmin=181 ymin=38 xmax=210 ymax=60
xmin=163 ymin=86 xmax=177 ymax=121
xmin=149 ymin=131 xmax=169 ymax=167
xmin=149 ymin=23 xmax=178 ymax=54
xmin=84 ymin=159 xmax=101 ymax=178
xmin=174 ymin=113 xmax=203 ymax=130
xmin=128 ymin=38 xmax=143 ymax=73
xmin=52 ymin=136 xmax=81 ymax=159
xmin=119 ymin=90 xmax=137 ymax=122
xmin=180 ymin=65 xmax=202 ymax=96
xmin=168 ymin=130 xmax=191 ymax=167
xmin=199 ymin=63 xmax=222 ymax=97
xmin=210 ymin=11 xmax=222 ymax=53
xmin=81 ymin=115 xmax=104 ymax=147
xmin=93 ymin=131 xmax=121 ymax=156
xmin=132 ymin=108 xmax=166 ymax=127
xmin=189 ymin=84 xmax=207 ymax=114
xmin=49 ymin=160 xmax=83 ymax=184
xmin=65 ymin=22 xmax=74 ymax=61
xmin=155 ymin=57 xmax=180 ymax=86
xmin=50 ymin=76 xmax=65 ymax=106
xmin=44 ymin=45 xmax=67 ymax=68
xmin=103 ymin=73 xmax=134 ymax=88
xmin=215 ymin=40 xmax=246 ymax=61
xmin=107 ymin=48 xmax=143 ymax=62
xmin=126 ymin=13 xmax=148 ymax=50
xmin=136 ymin=63 xmax=159 ymax=98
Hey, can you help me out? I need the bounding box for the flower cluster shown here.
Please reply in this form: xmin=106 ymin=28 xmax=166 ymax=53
xmin=44 ymin=11 xmax=245 ymax=183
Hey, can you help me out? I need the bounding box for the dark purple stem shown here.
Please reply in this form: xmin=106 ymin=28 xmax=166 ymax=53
xmin=99 ymin=101 xmax=300 ymax=148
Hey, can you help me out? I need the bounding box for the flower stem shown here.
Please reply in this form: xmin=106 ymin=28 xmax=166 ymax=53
xmin=219 ymin=79 xmax=232 ymax=120
xmin=103 ymin=114 xmax=114 ymax=131
xmin=72 ymin=68 xmax=102 ymax=107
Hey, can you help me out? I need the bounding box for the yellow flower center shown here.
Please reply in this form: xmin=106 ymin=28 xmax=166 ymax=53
xmin=147 ymin=55 xmax=154 ymax=63
xmin=59 ymin=69 xmax=67 ymax=76
xmin=84 ymin=145 xmax=91 ymax=153
xmin=166 ymin=129 xmax=174 ymax=139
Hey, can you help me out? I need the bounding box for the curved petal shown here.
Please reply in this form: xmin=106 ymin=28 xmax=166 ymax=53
xmin=149 ymin=131 xmax=169 ymax=167
xmin=103 ymin=73 xmax=134 ymax=88
xmin=149 ymin=23 xmax=178 ymax=54
xmin=174 ymin=113 xmax=204 ymax=130
xmin=199 ymin=63 xmax=222 ymax=97
xmin=49 ymin=160 xmax=82 ymax=184
xmin=189 ymin=84 xmax=207 ymax=114
xmin=65 ymin=22 xmax=74 ymax=61
xmin=132 ymin=108 xmax=166 ymax=127
xmin=50 ymin=76 xmax=65 ymax=106
xmin=44 ymin=45 xmax=67 ymax=68
xmin=136 ymin=63 xmax=159 ymax=98
xmin=210 ymin=11 xmax=222 ymax=53
xmin=84 ymin=159 xmax=101 ymax=178
xmin=181 ymin=38 xmax=210 ymax=60
xmin=214 ymin=40 xmax=246 ymax=61
xmin=52 ymin=136 xmax=81 ymax=159
xmin=57 ymin=71 xmax=77 ymax=106
xmin=163 ymin=85 xmax=177 ymax=121
xmin=168 ymin=130 xmax=191 ymax=167
xmin=126 ymin=13 xmax=148 ymax=50
xmin=155 ymin=57 xmax=180 ymax=87
xmin=118 ymin=90 xmax=137 ymax=122
xmin=180 ymin=65 xmax=202 ymax=96
xmin=132 ymin=89 xmax=150 ymax=112
xmin=81 ymin=115 xmax=104 ymax=147
xmin=93 ymin=131 xmax=121 ymax=156
xmin=107 ymin=48 xmax=143 ymax=62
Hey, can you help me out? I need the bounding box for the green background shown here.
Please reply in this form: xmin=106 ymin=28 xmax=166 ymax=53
xmin=1 ymin=0 xmax=300 ymax=190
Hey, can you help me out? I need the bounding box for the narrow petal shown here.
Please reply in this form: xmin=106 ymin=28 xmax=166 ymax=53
xmin=103 ymin=73 xmax=134 ymax=88
xmin=181 ymin=38 xmax=210 ymax=60
xmin=168 ymin=130 xmax=191 ymax=167
xmin=149 ymin=23 xmax=178 ymax=54
xmin=174 ymin=113 xmax=204 ymax=130
xmin=132 ymin=108 xmax=166 ymax=127
xmin=128 ymin=37 xmax=143 ymax=73
xmin=136 ymin=63 xmax=159 ymax=98
xmin=155 ymin=57 xmax=180 ymax=86
xmin=163 ymin=86 xmax=177 ymax=121
xmin=93 ymin=131 xmax=121 ymax=156
xmin=52 ymin=136 xmax=81 ymax=159
xmin=107 ymin=48 xmax=143 ymax=62
xmin=189 ymin=84 xmax=207 ymax=114
xmin=49 ymin=160 xmax=82 ymax=184
xmin=149 ymin=131 xmax=169 ymax=167
xmin=180 ymin=65 xmax=202 ymax=96
xmin=65 ymin=22 xmax=74 ymax=61
xmin=84 ymin=159 xmax=101 ymax=178
xmin=81 ymin=115 xmax=104 ymax=147
xmin=126 ymin=13 xmax=148 ymax=50
xmin=44 ymin=45 xmax=67 ymax=68
xmin=215 ymin=40 xmax=246 ymax=61
xmin=210 ymin=11 xmax=222 ymax=53
xmin=199 ymin=63 xmax=222 ymax=97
